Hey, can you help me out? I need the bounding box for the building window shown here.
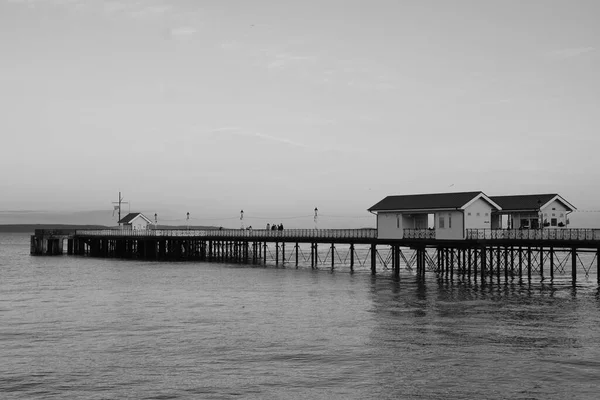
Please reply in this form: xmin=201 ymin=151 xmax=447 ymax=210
xmin=560 ymin=213 xmax=564 ymax=217
xmin=552 ymin=207 xmax=556 ymax=210
xmin=448 ymin=214 xmax=452 ymax=228
xmin=476 ymin=212 xmax=480 ymax=217
xmin=551 ymin=218 xmax=557 ymax=226
xmin=439 ymin=216 xmax=445 ymax=229
xmin=485 ymin=212 xmax=489 ymax=216
xmin=467 ymin=212 xmax=471 ymax=216
xmin=552 ymin=213 xmax=555 ymax=217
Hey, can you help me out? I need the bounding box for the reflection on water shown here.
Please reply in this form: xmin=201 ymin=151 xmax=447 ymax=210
xmin=1 ymin=233 xmax=599 ymax=399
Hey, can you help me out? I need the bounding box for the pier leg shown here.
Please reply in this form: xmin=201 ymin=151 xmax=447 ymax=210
xmin=518 ymin=246 xmax=523 ymax=281
xmin=540 ymin=247 xmax=544 ymax=281
xmin=450 ymin=249 xmax=454 ymax=280
xmin=504 ymin=246 xmax=509 ymax=283
xmin=444 ymin=248 xmax=450 ymax=279
xmin=295 ymin=243 xmax=299 ymax=268
xmin=496 ymin=246 xmax=501 ymax=284
xmin=311 ymin=243 xmax=315 ymax=269
xmin=550 ymin=247 xmax=554 ymax=281
xmin=527 ymin=246 xmax=532 ymax=283
xmin=480 ymin=246 xmax=486 ymax=284
xmin=275 ymin=242 xmax=279 ymax=266
xmin=572 ymin=247 xmax=577 ymax=285
xmin=370 ymin=244 xmax=377 ymax=275
xmin=350 ymin=244 xmax=354 ymax=273
xmin=489 ymin=247 xmax=494 ymax=285
xmin=597 ymin=247 xmax=600 ymax=285
xmin=395 ymin=245 xmax=400 ymax=277
xmin=263 ymin=242 xmax=267 ymax=265
xmin=282 ymin=242 xmax=285 ymax=266
xmin=510 ymin=247 xmax=515 ymax=280
xmin=473 ymin=247 xmax=478 ymax=281
xmin=331 ymin=243 xmax=335 ymax=271
xmin=467 ymin=248 xmax=472 ymax=278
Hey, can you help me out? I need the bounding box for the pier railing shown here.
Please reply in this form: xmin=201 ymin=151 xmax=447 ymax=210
xmin=403 ymin=229 xmax=436 ymax=239
xmin=466 ymin=228 xmax=600 ymax=241
xmin=75 ymin=228 xmax=378 ymax=240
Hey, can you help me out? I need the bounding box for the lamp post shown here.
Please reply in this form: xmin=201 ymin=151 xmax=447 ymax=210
xmin=186 ymin=212 xmax=190 ymax=230
xmin=240 ymin=209 xmax=244 ymax=229
xmin=154 ymin=213 xmax=158 ymax=231
xmin=314 ymin=207 xmax=318 ymax=229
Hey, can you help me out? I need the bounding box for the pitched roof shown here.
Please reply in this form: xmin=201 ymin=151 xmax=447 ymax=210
xmin=490 ymin=194 xmax=576 ymax=212
xmin=369 ymin=191 xmax=493 ymax=212
xmin=118 ymin=212 xmax=152 ymax=224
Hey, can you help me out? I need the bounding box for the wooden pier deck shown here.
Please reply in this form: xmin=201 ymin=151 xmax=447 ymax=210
xmin=31 ymin=228 xmax=600 ymax=285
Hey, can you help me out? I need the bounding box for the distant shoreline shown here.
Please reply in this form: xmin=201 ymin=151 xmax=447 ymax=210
xmin=0 ymin=224 xmax=220 ymax=233
xmin=0 ymin=224 xmax=108 ymax=233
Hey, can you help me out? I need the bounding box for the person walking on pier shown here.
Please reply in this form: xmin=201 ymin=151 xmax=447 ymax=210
xmin=278 ymin=223 xmax=284 ymax=231
xmin=266 ymin=223 xmax=270 ymax=231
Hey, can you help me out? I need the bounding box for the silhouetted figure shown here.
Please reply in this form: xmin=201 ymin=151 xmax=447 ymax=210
xmin=266 ymin=223 xmax=270 ymax=231
xmin=278 ymin=223 xmax=284 ymax=231
xmin=271 ymin=224 xmax=277 ymax=231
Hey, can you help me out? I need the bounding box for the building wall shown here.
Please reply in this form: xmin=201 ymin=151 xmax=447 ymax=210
xmin=541 ymin=200 xmax=569 ymax=228
xmin=377 ymin=212 xmax=403 ymax=239
xmin=435 ymin=210 xmax=464 ymax=240
xmin=464 ymin=198 xmax=493 ymax=230
xmin=122 ymin=218 xmax=150 ymax=230
xmin=132 ymin=218 xmax=149 ymax=229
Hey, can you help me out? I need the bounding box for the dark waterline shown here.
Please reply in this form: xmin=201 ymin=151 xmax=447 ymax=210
xmin=2 ymin=233 xmax=600 ymax=399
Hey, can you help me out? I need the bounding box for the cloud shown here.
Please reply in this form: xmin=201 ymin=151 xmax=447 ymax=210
xmin=205 ymin=127 xmax=309 ymax=149
xmin=130 ymin=4 xmax=172 ymax=19
xmin=547 ymin=46 xmax=595 ymax=59
xmin=169 ymin=26 xmax=197 ymax=39
xmin=266 ymin=53 xmax=316 ymax=70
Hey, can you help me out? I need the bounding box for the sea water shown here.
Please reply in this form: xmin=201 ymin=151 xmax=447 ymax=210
xmin=1 ymin=232 xmax=600 ymax=399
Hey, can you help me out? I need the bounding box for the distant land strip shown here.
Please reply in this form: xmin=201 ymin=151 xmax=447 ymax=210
xmin=0 ymin=225 xmax=220 ymax=233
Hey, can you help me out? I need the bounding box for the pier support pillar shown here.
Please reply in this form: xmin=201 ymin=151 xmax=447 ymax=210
xmin=370 ymin=244 xmax=377 ymax=275
xmin=295 ymin=243 xmax=299 ymax=268
xmin=550 ymin=247 xmax=555 ymax=281
xmin=331 ymin=243 xmax=335 ymax=271
xmin=480 ymin=246 xmax=486 ymax=284
xmin=597 ymin=247 xmax=600 ymax=285
xmin=572 ymin=247 xmax=577 ymax=285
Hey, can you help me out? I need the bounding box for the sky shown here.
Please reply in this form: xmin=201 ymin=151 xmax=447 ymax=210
xmin=1 ymin=0 xmax=599 ymax=228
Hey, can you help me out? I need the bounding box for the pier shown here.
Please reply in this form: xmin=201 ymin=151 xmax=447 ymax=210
xmin=30 ymin=227 xmax=600 ymax=285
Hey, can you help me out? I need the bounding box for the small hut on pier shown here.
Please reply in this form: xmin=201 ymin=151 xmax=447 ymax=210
xmin=489 ymin=194 xmax=576 ymax=229
xmin=118 ymin=213 xmax=152 ymax=230
xmin=368 ymin=191 xmax=502 ymax=240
